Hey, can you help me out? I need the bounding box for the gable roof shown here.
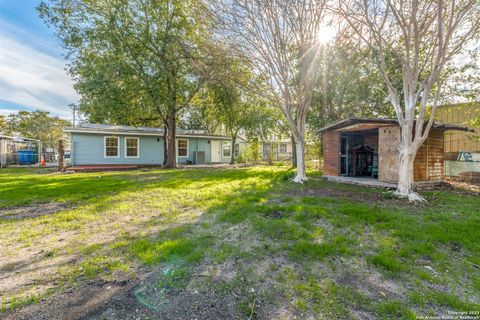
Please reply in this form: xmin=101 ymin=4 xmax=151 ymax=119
xmin=318 ymin=118 xmax=474 ymax=133
xmin=64 ymin=123 xmax=232 ymax=140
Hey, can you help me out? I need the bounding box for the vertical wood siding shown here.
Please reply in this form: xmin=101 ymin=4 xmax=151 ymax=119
xmin=378 ymin=126 xmax=401 ymax=183
xmin=413 ymin=128 xmax=444 ymax=181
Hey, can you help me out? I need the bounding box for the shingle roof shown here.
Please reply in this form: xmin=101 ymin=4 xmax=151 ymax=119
xmin=64 ymin=123 xmax=231 ymax=139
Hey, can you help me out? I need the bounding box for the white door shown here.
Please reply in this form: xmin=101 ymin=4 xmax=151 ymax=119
xmin=211 ymin=140 xmax=221 ymax=162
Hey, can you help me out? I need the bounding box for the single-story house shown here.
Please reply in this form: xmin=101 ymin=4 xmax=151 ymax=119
xmin=65 ymin=124 xmax=233 ymax=166
xmin=319 ymin=118 xmax=472 ymax=185
xmin=260 ymin=136 xmax=293 ymax=162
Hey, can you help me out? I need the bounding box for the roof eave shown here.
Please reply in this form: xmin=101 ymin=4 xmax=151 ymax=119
xmin=64 ymin=128 xmax=231 ymax=140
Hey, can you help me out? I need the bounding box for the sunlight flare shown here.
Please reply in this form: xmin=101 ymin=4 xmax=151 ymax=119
xmin=316 ymin=25 xmax=336 ymax=44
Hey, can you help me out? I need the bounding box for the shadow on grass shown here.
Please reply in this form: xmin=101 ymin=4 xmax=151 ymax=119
xmin=1 ymin=166 xmax=479 ymax=318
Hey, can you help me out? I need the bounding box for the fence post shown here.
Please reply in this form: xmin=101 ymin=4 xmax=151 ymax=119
xmin=58 ymin=139 xmax=64 ymax=172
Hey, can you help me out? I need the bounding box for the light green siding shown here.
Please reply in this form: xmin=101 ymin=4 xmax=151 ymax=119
xmin=71 ymin=133 xmax=164 ymax=165
xmin=71 ymin=133 xmax=231 ymax=165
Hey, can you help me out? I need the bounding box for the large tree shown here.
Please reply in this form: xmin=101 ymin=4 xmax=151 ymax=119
xmin=215 ymin=0 xmax=326 ymax=183
xmin=206 ymin=59 xmax=272 ymax=164
xmin=337 ymin=0 xmax=480 ymax=201
xmin=0 ymin=115 xmax=9 ymax=135
xmin=6 ymin=110 xmax=70 ymax=148
xmin=39 ymin=0 xmax=209 ymax=168
xmin=308 ymin=31 xmax=397 ymax=133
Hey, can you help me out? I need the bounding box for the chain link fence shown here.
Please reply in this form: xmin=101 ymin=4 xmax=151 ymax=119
xmin=0 ymin=137 xmax=69 ymax=168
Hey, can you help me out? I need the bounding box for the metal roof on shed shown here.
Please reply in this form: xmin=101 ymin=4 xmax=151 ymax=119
xmin=318 ymin=118 xmax=474 ymax=133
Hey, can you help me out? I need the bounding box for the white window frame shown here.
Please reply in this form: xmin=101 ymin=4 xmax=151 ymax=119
xmin=177 ymin=139 xmax=189 ymax=157
xmin=280 ymin=143 xmax=287 ymax=154
xmin=104 ymin=136 xmax=120 ymax=158
xmin=222 ymin=141 xmax=231 ymax=158
xmin=124 ymin=137 xmax=140 ymax=158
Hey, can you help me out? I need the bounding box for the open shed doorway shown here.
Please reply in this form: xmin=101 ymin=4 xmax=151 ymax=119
xmin=339 ymin=128 xmax=379 ymax=178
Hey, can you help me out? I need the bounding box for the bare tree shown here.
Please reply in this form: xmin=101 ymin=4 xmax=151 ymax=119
xmin=337 ymin=0 xmax=480 ymax=201
xmin=214 ymin=0 xmax=326 ymax=183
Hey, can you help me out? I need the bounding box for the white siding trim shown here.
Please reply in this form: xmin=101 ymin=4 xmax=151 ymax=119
xmin=65 ymin=129 xmax=231 ymax=140
xmin=124 ymin=137 xmax=140 ymax=158
xmin=104 ymin=136 xmax=120 ymax=158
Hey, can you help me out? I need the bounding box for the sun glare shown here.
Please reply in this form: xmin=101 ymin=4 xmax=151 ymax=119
xmin=316 ymin=25 xmax=336 ymax=44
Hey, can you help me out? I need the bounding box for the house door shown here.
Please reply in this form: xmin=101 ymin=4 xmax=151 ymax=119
xmin=340 ymin=136 xmax=348 ymax=175
xmin=211 ymin=140 xmax=221 ymax=162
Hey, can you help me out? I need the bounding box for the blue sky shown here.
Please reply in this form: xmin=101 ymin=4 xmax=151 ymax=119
xmin=0 ymin=0 xmax=78 ymax=119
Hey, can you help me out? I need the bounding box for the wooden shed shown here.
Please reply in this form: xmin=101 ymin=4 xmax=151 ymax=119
xmin=320 ymin=118 xmax=472 ymax=185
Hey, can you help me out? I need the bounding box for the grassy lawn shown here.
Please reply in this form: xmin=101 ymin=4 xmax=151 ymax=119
xmin=0 ymin=166 xmax=479 ymax=318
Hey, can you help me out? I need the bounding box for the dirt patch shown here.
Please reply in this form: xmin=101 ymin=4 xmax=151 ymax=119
xmin=266 ymin=209 xmax=285 ymax=219
xmin=438 ymin=181 xmax=480 ymax=195
xmin=290 ymin=188 xmax=415 ymax=207
xmin=2 ymin=276 xmax=136 ymax=320
xmin=0 ymin=202 xmax=71 ymax=220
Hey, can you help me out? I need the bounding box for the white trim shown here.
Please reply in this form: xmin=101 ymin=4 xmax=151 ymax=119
xmin=104 ymin=136 xmax=120 ymax=158
xmin=65 ymin=129 xmax=231 ymax=140
xmin=124 ymin=137 xmax=140 ymax=158
xmin=177 ymin=138 xmax=189 ymax=158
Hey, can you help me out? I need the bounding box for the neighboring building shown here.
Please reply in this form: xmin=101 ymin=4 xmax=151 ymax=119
xmin=229 ymin=134 xmax=293 ymax=163
xmin=259 ymin=136 xmax=293 ymax=162
xmin=435 ymin=102 xmax=480 ymax=153
xmin=435 ymin=103 xmax=480 ymax=178
xmin=65 ymin=124 xmax=233 ymax=166
xmin=319 ymin=118 xmax=472 ymax=185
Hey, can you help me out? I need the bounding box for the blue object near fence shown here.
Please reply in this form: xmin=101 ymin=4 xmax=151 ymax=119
xmin=18 ymin=150 xmax=37 ymax=165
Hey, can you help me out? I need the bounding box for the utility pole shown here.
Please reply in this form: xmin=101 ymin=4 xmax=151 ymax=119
xmin=69 ymin=103 xmax=78 ymax=128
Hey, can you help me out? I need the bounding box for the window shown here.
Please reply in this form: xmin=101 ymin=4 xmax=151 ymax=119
xmin=234 ymin=143 xmax=240 ymax=157
xmin=263 ymin=143 xmax=271 ymax=157
xmin=125 ymin=137 xmax=139 ymax=158
xmin=177 ymin=139 xmax=188 ymax=157
xmin=104 ymin=137 xmax=119 ymax=157
xmin=222 ymin=141 xmax=231 ymax=157
xmin=280 ymin=143 xmax=287 ymax=153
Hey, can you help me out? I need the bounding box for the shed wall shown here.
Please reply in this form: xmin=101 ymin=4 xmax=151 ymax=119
xmin=413 ymin=128 xmax=444 ymax=181
xmin=323 ymin=122 xmax=448 ymax=183
xmin=378 ymin=126 xmax=401 ymax=183
xmin=322 ymin=131 xmax=339 ymax=175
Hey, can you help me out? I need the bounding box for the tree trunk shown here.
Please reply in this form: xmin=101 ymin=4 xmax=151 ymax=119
xmin=394 ymin=144 xmax=425 ymax=202
xmin=164 ymin=114 xmax=177 ymax=168
xmin=291 ymin=136 xmax=297 ymax=168
xmin=292 ymin=138 xmax=307 ymax=183
xmin=230 ymin=136 xmax=236 ymax=165
xmin=58 ymin=139 xmax=64 ymax=172
xmin=163 ymin=124 xmax=168 ymax=166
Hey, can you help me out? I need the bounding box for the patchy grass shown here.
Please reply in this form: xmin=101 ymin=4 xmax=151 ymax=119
xmin=0 ymin=166 xmax=479 ymax=319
